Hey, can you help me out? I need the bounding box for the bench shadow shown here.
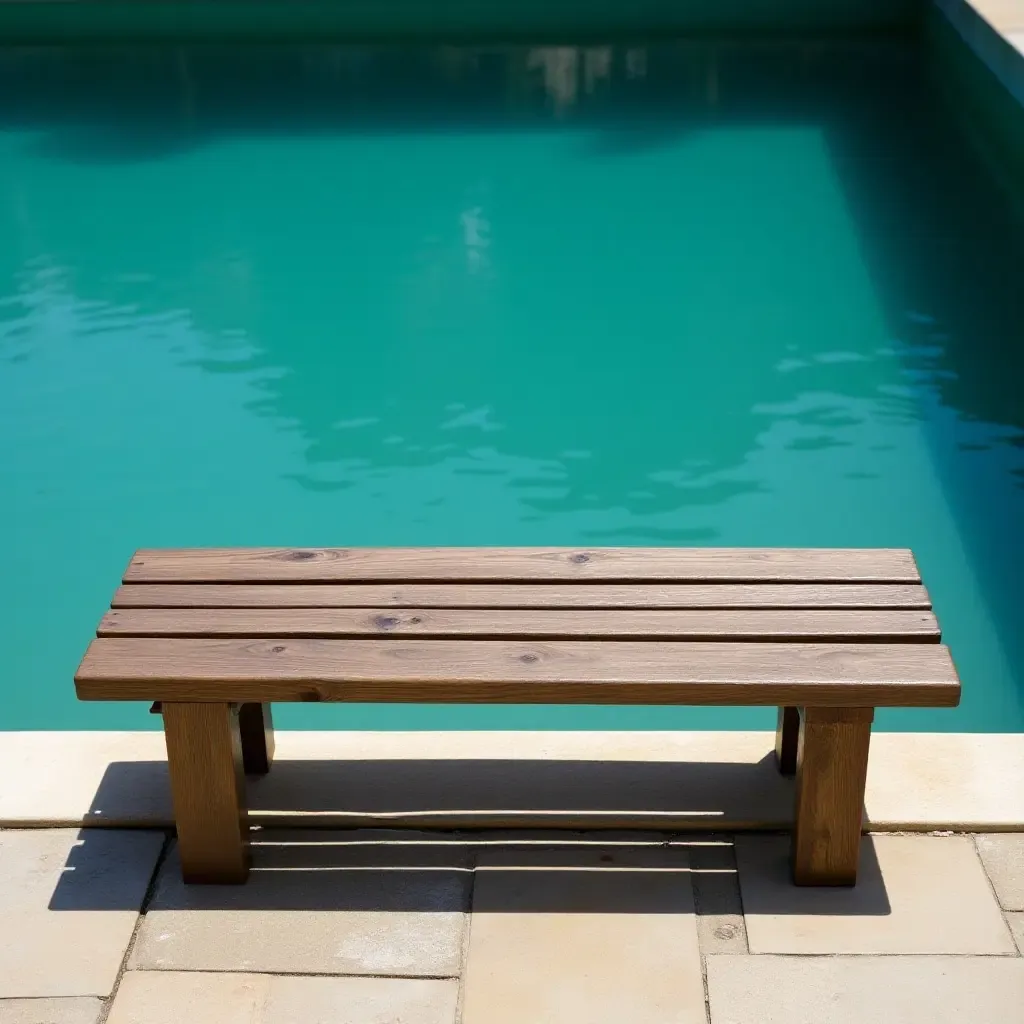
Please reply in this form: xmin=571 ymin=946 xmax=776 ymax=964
xmin=250 ymin=753 xmax=795 ymax=825
xmin=47 ymin=827 xmax=890 ymax=916
xmin=47 ymin=754 xmax=890 ymax=916
xmin=77 ymin=753 xmax=796 ymax=828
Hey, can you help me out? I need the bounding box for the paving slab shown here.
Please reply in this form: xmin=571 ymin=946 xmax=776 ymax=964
xmin=1007 ymin=912 xmax=1024 ymax=954
xmin=975 ymin=834 xmax=1024 ymax=909
xmin=707 ymin=954 xmax=1024 ymax=1024
xmin=0 ymin=1000 xmax=102 ymax=1024
xmin=736 ymin=834 xmax=1016 ymax=954
xmin=130 ymin=832 xmax=471 ymax=976
xmin=0 ymin=829 xmax=164 ymax=997
xmin=106 ymin=971 xmax=458 ymax=1024
xmin=461 ymin=846 xmax=705 ymax=1024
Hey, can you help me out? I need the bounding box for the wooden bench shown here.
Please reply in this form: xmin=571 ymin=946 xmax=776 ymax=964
xmin=75 ymin=546 xmax=960 ymax=886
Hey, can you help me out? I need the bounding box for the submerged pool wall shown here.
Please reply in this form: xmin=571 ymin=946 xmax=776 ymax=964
xmin=931 ymin=3 xmax=1024 ymax=201
xmin=0 ymin=0 xmax=926 ymax=41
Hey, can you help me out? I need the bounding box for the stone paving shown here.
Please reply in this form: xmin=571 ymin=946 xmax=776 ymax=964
xmin=1 ymin=828 xmax=1022 ymax=1023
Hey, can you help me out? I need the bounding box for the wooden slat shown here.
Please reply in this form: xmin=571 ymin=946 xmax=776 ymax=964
xmin=122 ymin=547 xmax=921 ymax=584
xmin=75 ymin=638 xmax=960 ymax=707
xmin=112 ymin=582 xmax=933 ymax=610
xmin=98 ymin=607 xmax=941 ymax=642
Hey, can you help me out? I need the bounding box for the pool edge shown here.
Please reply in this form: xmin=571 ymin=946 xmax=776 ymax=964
xmin=2 ymin=729 xmax=1021 ymax=832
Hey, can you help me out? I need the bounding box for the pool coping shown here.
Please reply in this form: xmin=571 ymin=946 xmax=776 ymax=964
xmin=2 ymin=729 xmax=1022 ymax=832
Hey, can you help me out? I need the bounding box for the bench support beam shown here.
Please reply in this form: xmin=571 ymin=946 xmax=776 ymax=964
xmin=774 ymin=706 xmax=800 ymax=775
xmin=162 ymin=702 xmax=250 ymax=883
xmin=238 ymin=702 xmax=275 ymax=776
xmin=791 ymin=706 xmax=873 ymax=886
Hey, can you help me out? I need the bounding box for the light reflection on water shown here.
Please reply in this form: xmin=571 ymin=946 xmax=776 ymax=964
xmin=1 ymin=34 xmax=1023 ymax=731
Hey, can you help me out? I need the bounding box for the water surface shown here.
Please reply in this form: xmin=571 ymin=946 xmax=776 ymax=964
xmin=1 ymin=35 xmax=1023 ymax=730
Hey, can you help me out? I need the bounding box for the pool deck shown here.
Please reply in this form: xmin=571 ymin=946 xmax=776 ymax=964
xmin=1 ymin=730 xmax=1024 ymax=1021
xmin=1 ymin=823 xmax=1022 ymax=1023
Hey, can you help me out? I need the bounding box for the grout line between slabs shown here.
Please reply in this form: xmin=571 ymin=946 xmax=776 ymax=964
xmin=730 ymin=951 xmax=1024 ymax=959
xmin=453 ymin=850 xmax=479 ymax=1024
xmin=127 ymin=967 xmax=465 ymax=980
xmin=728 ymin=835 xmax=751 ymax=956
xmin=699 ymin=954 xmax=712 ymax=1024
xmin=970 ymin=833 xmax=1022 ymax=954
xmin=95 ymin=829 xmax=173 ymax=1024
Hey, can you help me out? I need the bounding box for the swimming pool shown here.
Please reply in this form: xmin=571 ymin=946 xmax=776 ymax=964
xmin=2 ymin=18 xmax=1023 ymax=732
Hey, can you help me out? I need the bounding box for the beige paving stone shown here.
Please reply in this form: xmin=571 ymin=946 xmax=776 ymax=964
xmin=461 ymin=846 xmax=705 ymax=1024
xmin=0 ymin=1000 xmax=102 ymax=1024
xmin=975 ymin=834 xmax=1024 ymax=909
xmin=130 ymin=832 xmax=470 ymax=976
xmin=707 ymin=954 xmax=1024 ymax=1024
xmin=106 ymin=971 xmax=458 ymax=1024
xmin=864 ymin=732 xmax=1024 ymax=830
xmin=0 ymin=829 xmax=164 ymax=997
xmin=1007 ymin=913 xmax=1024 ymax=953
xmin=736 ymin=834 xmax=1016 ymax=954
xmin=0 ymin=732 xmax=172 ymax=826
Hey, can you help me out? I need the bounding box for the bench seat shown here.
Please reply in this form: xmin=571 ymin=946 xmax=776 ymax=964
xmin=75 ymin=547 xmax=961 ymax=887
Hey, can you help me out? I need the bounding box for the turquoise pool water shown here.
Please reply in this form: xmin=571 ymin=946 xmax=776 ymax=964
xmin=2 ymin=31 xmax=1024 ymax=732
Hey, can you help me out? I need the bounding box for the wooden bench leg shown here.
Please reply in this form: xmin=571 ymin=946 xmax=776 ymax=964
xmin=791 ymin=706 xmax=873 ymax=886
xmin=239 ymin=702 xmax=275 ymax=776
xmin=162 ymin=703 xmax=250 ymax=883
xmin=774 ymin=706 xmax=800 ymax=775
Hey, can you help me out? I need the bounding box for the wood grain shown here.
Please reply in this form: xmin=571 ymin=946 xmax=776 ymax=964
xmin=791 ymin=706 xmax=873 ymax=885
xmin=123 ymin=547 xmax=921 ymax=584
xmin=98 ymin=607 xmax=941 ymax=642
xmin=75 ymin=638 xmax=961 ymax=706
xmin=161 ymin=703 xmax=249 ymax=883
xmin=112 ymin=582 xmax=933 ymax=610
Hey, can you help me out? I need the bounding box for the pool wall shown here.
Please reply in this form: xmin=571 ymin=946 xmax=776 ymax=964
xmin=0 ymin=0 xmax=925 ymax=41
xmin=936 ymin=0 xmax=1024 ymax=110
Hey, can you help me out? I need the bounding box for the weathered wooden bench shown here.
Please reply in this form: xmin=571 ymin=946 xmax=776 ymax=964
xmin=75 ymin=547 xmax=959 ymax=886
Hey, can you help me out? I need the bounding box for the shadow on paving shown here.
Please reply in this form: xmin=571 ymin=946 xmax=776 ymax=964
xmin=77 ymin=752 xmax=799 ymax=827
xmin=45 ymin=753 xmax=891 ymax=917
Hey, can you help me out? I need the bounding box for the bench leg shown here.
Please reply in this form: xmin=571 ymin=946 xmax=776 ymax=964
xmin=239 ymin=702 xmax=275 ymax=776
xmin=791 ymin=706 xmax=873 ymax=886
xmin=162 ymin=702 xmax=250 ymax=883
xmin=774 ymin=706 xmax=800 ymax=775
